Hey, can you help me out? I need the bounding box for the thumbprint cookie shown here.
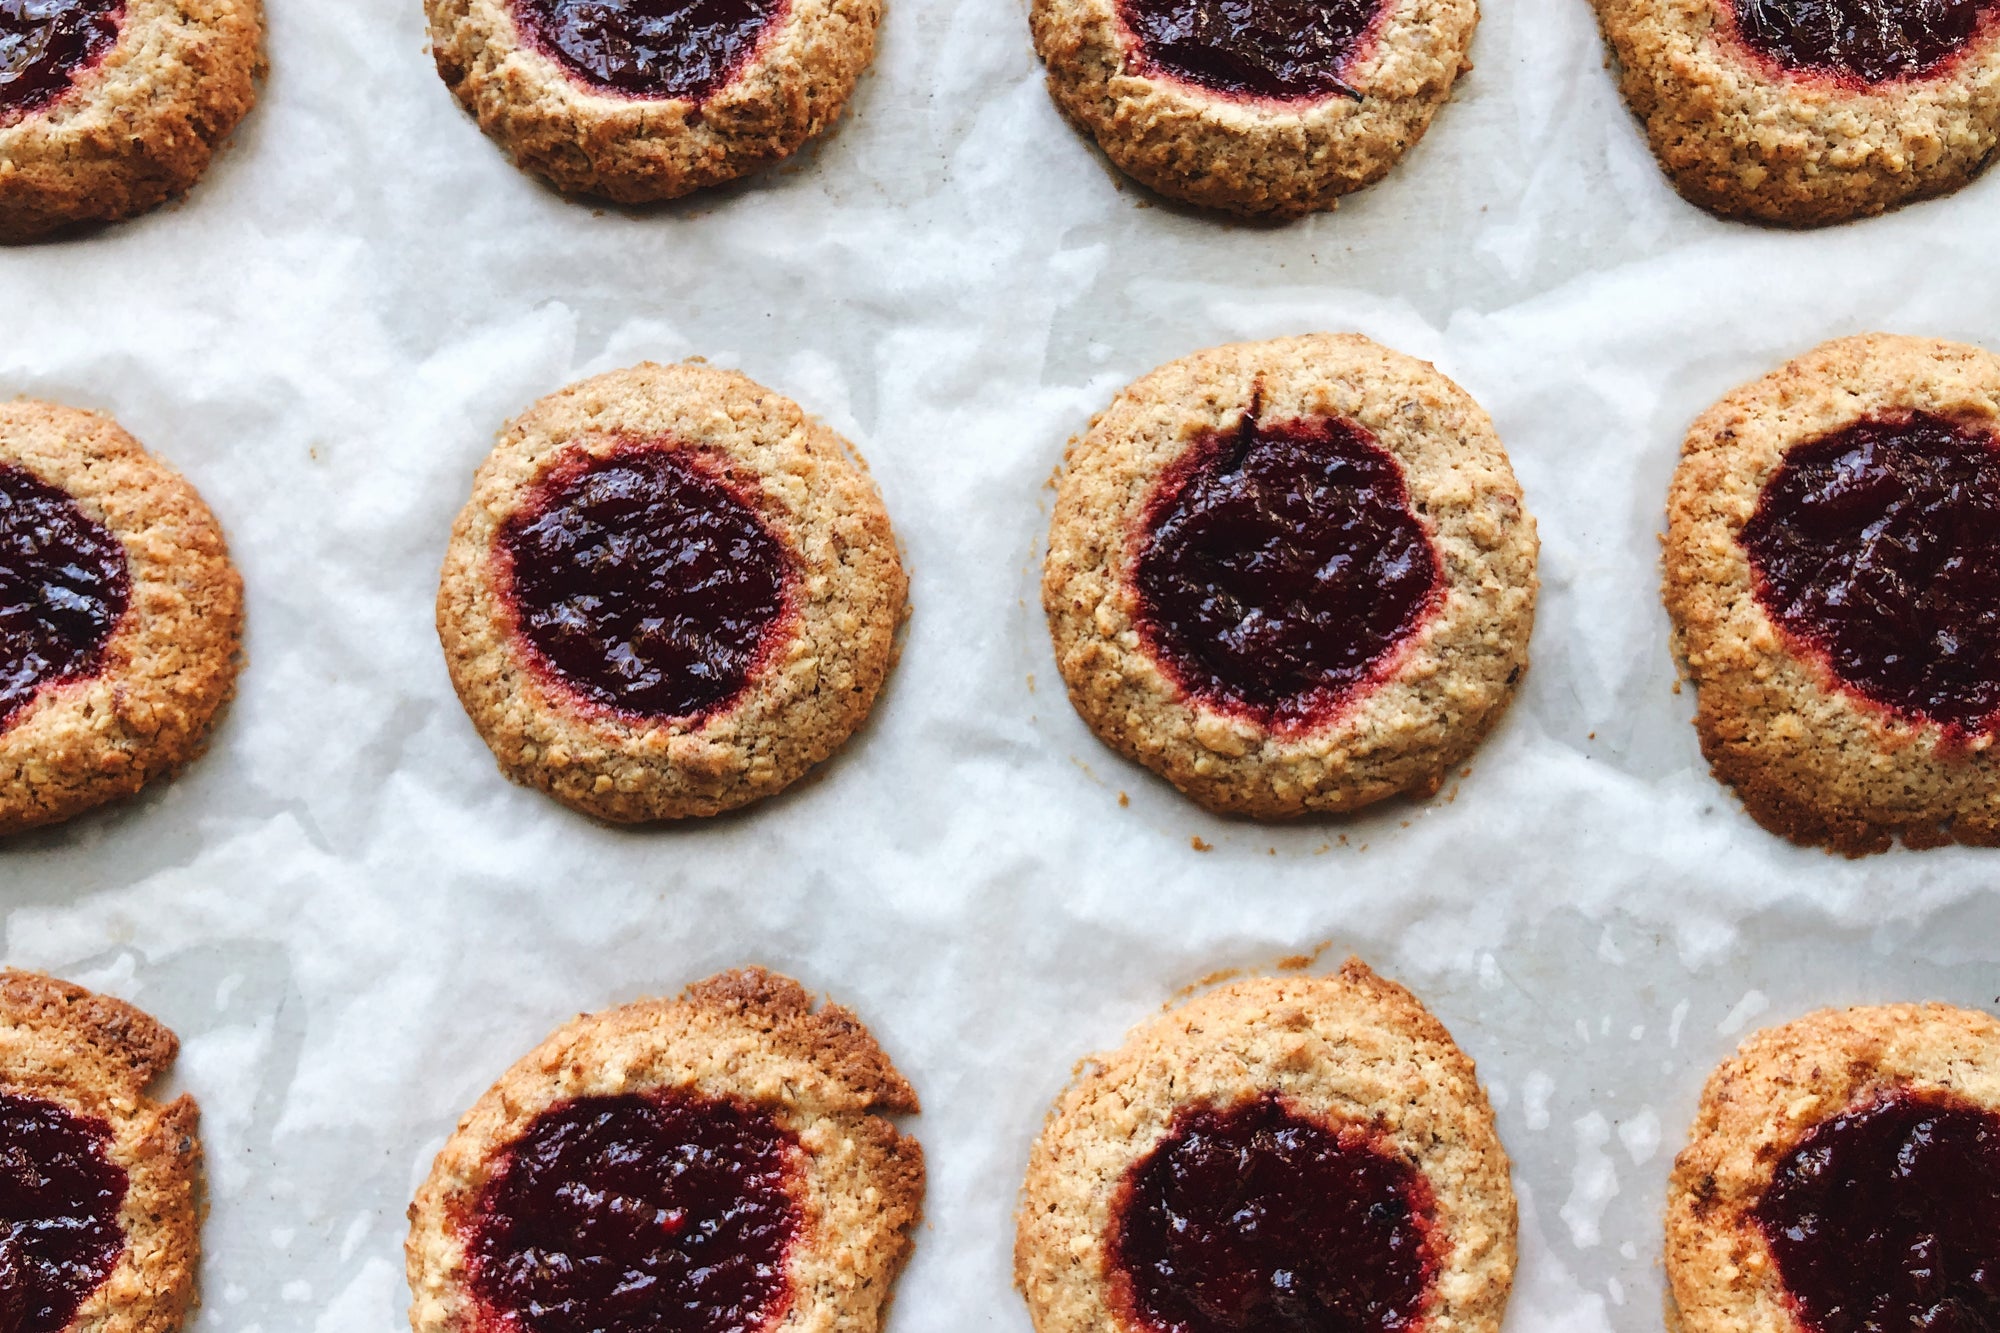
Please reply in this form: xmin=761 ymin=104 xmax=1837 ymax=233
xmin=436 ymin=361 xmax=906 ymax=821
xmin=1043 ymin=334 xmax=1537 ymax=818
xmin=407 ymin=968 xmax=924 ymax=1333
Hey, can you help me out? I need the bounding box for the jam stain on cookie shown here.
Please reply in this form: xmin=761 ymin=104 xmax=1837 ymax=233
xmin=1753 ymin=1088 xmax=2000 ymax=1333
xmin=1740 ymin=412 xmax=2000 ymax=737
xmin=465 ymin=1090 xmax=802 ymax=1333
xmin=510 ymin=0 xmax=790 ymax=102
xmin=0 ymin=0 xmax=122 ymax=123
xmin=1108 ymin=1093 xmax=1439 ymax=1333
xmin=1117 ymin=0 xmax=1388 ymax=100
xmin=1133 ymin=408 xmax=1441 ymax=731
xmin=0 ymin=1092 xmax=129 ymax=1333
xmin=1730 ymin=0 xmax=1998 ymax=84
xmin=0 ymin=464 xmax=130 ymax=733
xmin=498 ymin=442 xmax=793 ymax=723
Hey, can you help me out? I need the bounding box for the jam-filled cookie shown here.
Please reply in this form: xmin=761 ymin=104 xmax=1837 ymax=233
xmin=0 ymin=400 xmax=243 ymax=835
xmin=1664 ymin=333 xmax=2000 ymax=854
xmin=424 ymin=0 xmax=881 ymax=202
xmin=1030 ymin=0 xmax=1475 ymax=217
xmin=407 ymin=968 xmax=924 ymax=1333
xmin=1016 ymin=961 xmax=1516 ymax=1333
xmin=0 ymin=970 xmax=202 ymax=1333
xmin=0 ymin=0 xmax=263 ymax=242
xmin=437 ymin=361 xmax=906 ymax=821
xmin=1668 ymin=1001 xmax=2000 ymax=1333
xmin=1591 ymin=0 xmax=2000 ymax=224
xmin=1043 ymin=334 xmax=1537 ymax=818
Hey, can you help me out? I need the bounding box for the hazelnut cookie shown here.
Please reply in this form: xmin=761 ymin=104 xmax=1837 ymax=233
xmin=1668 ymin=1001 xmax=2000 ymax=1333
xmin=0 ymin=0 xmax=263 ymax=242
xmin=0 ymin=400 xmax=243 ymax=836
xmin=1665 ymin=333 xmax=2000 ymax=854
xmin=1030 ymin=0 xmax=1476 ymax=217
xmin=407 ymin=968 xmax=924 ymax=1333
xmin=425 ymin=0 xmax=882 ymax=202
xmin=1043 ymin=334 xmax=1537 ymax=818
xmin=1015 ymin=961 xmax=1517 ymax=1333
xmin=437 ymin=361 xmax=905 ymax=822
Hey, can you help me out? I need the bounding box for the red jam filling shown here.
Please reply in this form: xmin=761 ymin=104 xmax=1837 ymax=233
xmin=1753 ymin=1088 xmax=2000 ymax=1333
xmin=1107 ymin=1094 xmax=1440 ymax=1333
xmin=508 ymin=0 xmax=789 ymax=102
xmin=0 ymin=0 xmax=121 ymax=122
xmin=464 ymin=1090 xmax=802 ymax=1333
xmin=0 ymin=1092 xmax=129 ymax=1333
xmin=1739 ymin=412 xmax=2000 ymax=737
xmin=0 ymin=464 xmax=129 ymax=733
xmin=1116 ymin=0 xmax=1389 ymax=100
xmin=1729 ymin=0 xmax=1997 ymax=83
xmin=1132 ymin=408 xmax=1441 ymax=732
xmin=497 ymin=442 xmax=792 ymax=724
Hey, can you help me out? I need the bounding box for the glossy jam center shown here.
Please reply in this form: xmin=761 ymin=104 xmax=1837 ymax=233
xmin=0 ymin=1092 xmax=129 ymax=1333
xmin=465 ymin=1090 xmax=801 ymax=1333
xmin=0 ymin=0 xmax=121 ymax=121
xmin=1739 ymin=412 xmax=2000 ymax=736
xmin=1729 ymin=0 xmax=1996 ymax=83
xmin=1132 ymin=410 xmax=1440 ymax=731
xmin=0 ymin=464 xmax=129 ymax=733
xmin=509 ymin=0 xmax=789 ymax=101
xmin=1753 ymin=1088 xmax=2000 ymax=1333
xmin=1108 ymin=1094 xmax=1439 ymax=1333
xmin=1117 ymin=0 xmax=1389 ymax=100
xmin=499 ymin=442 xmax=791 ymax=723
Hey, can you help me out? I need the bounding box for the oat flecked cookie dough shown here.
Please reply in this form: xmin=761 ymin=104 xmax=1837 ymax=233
xmin=0 ymin=0 xmax=263 ymax=242
xmin=408 ymin=968 xmax=924 ymax=1333
xmin=1016 ymin=961 xmax=1517 ymax=1333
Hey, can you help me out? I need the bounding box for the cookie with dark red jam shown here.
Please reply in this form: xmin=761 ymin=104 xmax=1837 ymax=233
xmin=0 ymin=970 xmax=202 ymax=1333
xmin=437 ymin=362 xmax=906 ymax=822
xmin=1668 ymin=1001 xmax=2000 ymax=1333
xmin=424 ymin=0 xmax=880 ymax=202
xmin=1664 ymin=333 xmax=2000 ymax=854
xmin=1043 ymin=334 xmax=1537 ymax=818
xmin=1015 ymin=961 xmax=1516 ymax=1333
xmin=1030 ymin=0 xmax=1474 ymax=217
xmin=407 ymin=968 xmax=924 ymax=1333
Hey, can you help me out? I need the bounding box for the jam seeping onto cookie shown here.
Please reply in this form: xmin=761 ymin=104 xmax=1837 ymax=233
xmin=1107 ymin=1093 xmax=1439 ymax=1333
xmin=509 ymin=0 xmax=790 ymax=102
xmin=0 ymin=464 xmax=130 ymax=733
xmin=1739 ymin=411 xmax=2000 ymax=737
xmin=1133 ymin=408 xmax=1441 ymax=731
xmin=498 ymin=441 xmax=793 ymax=723
xmin=0 ymin=1092 xmax=129 ymax=1333
xmin=1752 ymin=1087 xmax=2000 ymax=1333
xmin=1117 ymin=0 xmax=1389 ymax=100
xmin=464 ymin=1089 xmax=801 ymax=1333
xmin=0 ymin=0 xmax=122 ymax=122
xmin=1729 ymin=0 xmax=1999 ymax=84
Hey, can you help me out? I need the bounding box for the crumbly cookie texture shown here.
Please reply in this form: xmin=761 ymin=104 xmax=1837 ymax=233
xmin=424 ymin=0 xmax=880 ymax=202
xmin=1664 ymin=333 xmax=2000 ymax=854
xmin=0 ymin=400 xmax=244 ymax=836
xmin=0 ymin=0 xmax=263 ymax=243
xmin=1030 ymin=0 xmax=1475 ymax=217
xmin=437 ymin=360 xmax=905 ymax=822
xmin=407 ymin=968 xmax=925 ymax=1333
xmin=1667 ymin=1002 xmax=2000 ymax=1332
xmin=0 ymin=970 xmax=202 ymax=1333
xmin=1043 ymin=333 xmax=1537 ymax=818
xmin=1016 ymin=960 xmax=1517 ymax=1333
xmin=1590 ymin=0 xmax=2000 ymax=225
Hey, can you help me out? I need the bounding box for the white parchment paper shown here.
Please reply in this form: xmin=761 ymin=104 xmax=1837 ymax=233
xmin=5 ymin=0 xmax=2000 ymax=1328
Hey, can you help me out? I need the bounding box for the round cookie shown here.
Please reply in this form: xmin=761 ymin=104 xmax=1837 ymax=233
xmin=1667 ymin=1001 xmax=2000 ymax=1333
xmin=0 ymin=969 xmax=203 ymax=1333
xmin=1015 ymin=961 xmax=1517 ymax=1333
xmin=0 ymin=0 xmax=263 ymax=243
xmin=1590 ymin=0 xmax=2000 ymax=224
xmin=407 ymin=968 xmax=924 ymax=1333
xmin=1663 ymin=333 xmax=2000 ymax=854
xmin=1043 ymin=334 xmax=1538 ymax=818
xmin=1030 ymin=0 xmax=1476 ymax=217
xmin=424 ymin=0 xmax=881 ymax=203
xmin=0 ymin=400 xmax=243 ymax=836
